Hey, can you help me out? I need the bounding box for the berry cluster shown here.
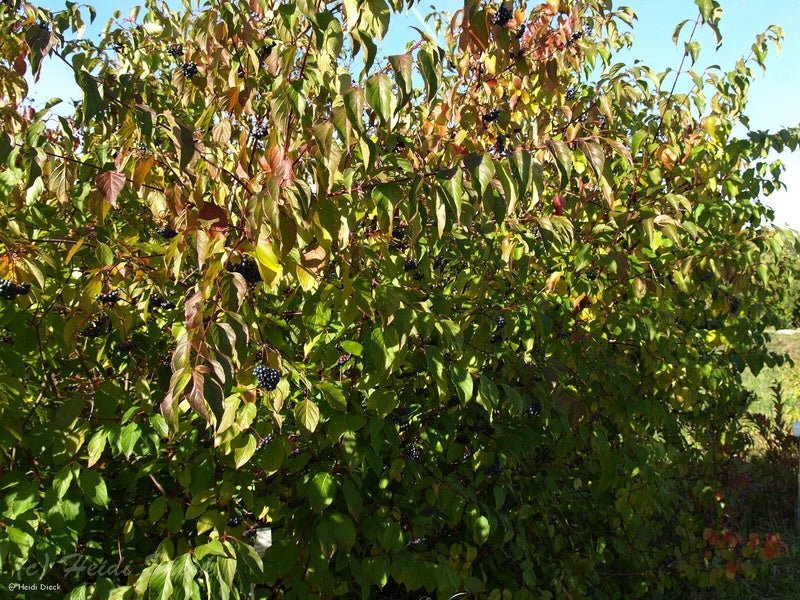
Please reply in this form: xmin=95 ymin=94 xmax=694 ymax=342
xmin=496 ymin=315 xmax=506 ymax=328
xmin=227 ymin=516 xmax=241 ymax=527
xmin=227 ymin=255 xmax=262 ymax=285
xmin=584 ymin=269 xmax=596 ymax=281
xmin=254 ymin=364 xmax=281 ymax=391
xmin=516 ymin=23 xmax=527 ymax=40
xmin=391 ymin=225 xmax=409 ymax=251
xmin=337 ymin=353 xmax=351 ymax=366
xmin=526 ymin=402 xmax=542 ymax=417
xmin=149 ymin=293 xmax=175 ymax=310
xmin=96 ymin=290 xmax=121 ymax=304
xmin=155 ymin=225 xmax=177 ymax=239
xmin=492 ymin=5 xmax=513 ymax=27
xmin=483 ymin=108 xmax=500 ymax=123
xmin=405 ymin=444 xmax=421 ymax=461
xmin=256 ymin=434 xmax=273 ymax=451
xmin=391 ymin=407 xmax=411 ymax=432
xmin=730 ymin=297 xmax=741 ymax=314
xmin=166 ymin=43 xmax=184 ymax=58
xmin=483 ymin=464 xmax=503 ymax=476
xmin=565 ymin=86 xmax=576 ymax=101
xmin=0 ymin=279 xmax=30 ymax=300
xmin=117 ymin=339 xmax=137 ymax=352
xmin=252 ymin=123 xmax=268 ymax=139
xmin=180 ymin=61 xmax=198 ymax=77
xmin=259 ymin=42 xmax=275 ymax=62
xmin=567 ymin=30 xmax=584 ymax=45
xmin=403 ymin=258 xmax=417 ymax=271
xmin=493 ymin=134 xmax=507 ymax=156
xmin=80 ymin=316 xmax=108 ymax=338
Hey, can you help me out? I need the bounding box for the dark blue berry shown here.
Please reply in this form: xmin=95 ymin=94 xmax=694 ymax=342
xmin=483 ymin=464 xmax=503 ymax=476
xmin=483 ymin=108 xmax=500 ymax=123
xmin=404 ymin=258 xmax=417 ymax=271
xmin=252 ymin=123 xmax=268 ymax=139
xmin=254 ymin=364 xmax=281 ymax=391
xmin=155 ymin=225 xmax=177 ymax=239
xmin=181 ymin=61 xmax=198 ymax=77
xmin=166 ymin=43 xmax=184 ymax=58
xmin=0 ymin=279 xmax=30 ymax=300
xmin=256 ymin=434 xmax=272 ymax=451
xmin=96 ymin=290 xmax=121 ymax=304
xmin=227 ymin=255 xmax=261 ymax=285
xmin=149 ymin=292 xmax=175 ymax=310
xmin=492 ymin=5 xmax=513 ymax=27
xmin=80 ymin=316 xmax=108 ymax=338
xmin=405 ymin=444 xmax=421 ymax=461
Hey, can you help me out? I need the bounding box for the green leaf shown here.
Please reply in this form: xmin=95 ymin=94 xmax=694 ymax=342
xmin=695 ymin=0 xmax=713 ymax=22
xmin=170 ymin=554 xmax=199 ymax=599
xmin=365 ymin=73 xmax=396 ymax=125
xmin=52 ymin=465 xmax=74 ymax=500
xmin=425 ymin=345 xmax=449 ymax=399
xmin=473 ymin=515 xmax=490 ymax=545
xmin=388 ymin=52 xmax=413 ymax=107
xmin=308 ymin=472 xmax=339 ymax=513
xmin=343 ymin=86 xmax=365 ymax=131
xmin=580 ymin=140 xmax=605 ymax=179
xmin=418 ymin=45 xmax=441 ymax=102
xmin=330 ymin=513 xmax=356 ymax=550
xmin=118 ymin=422 xmax=140 ymax=459
xmin=546 ymin=139 xmax=573 ymax=188
xmin=449 ymin=364 xmax=473 ymax=404
xmin=295 ymin=399 xmax=321 ymax=433
xmin=78 ymin=470 xmax=109 ymax=508
xmin=86 ymin=428 xmax=108 ymax=468
xmin=149 ymin=561 xmax=174 ymax=600
xmin=234 ymin=434 xmax=257 ymax=468
xmin=463 ymin=153 xmax=495 ymax=199
xmin=317 ymin=382 xmax=347 ymax=411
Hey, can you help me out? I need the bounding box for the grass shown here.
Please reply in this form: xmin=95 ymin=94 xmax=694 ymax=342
xmin=741 ymin=329 xmax=800 ymax=422
xmin=724 ymin=329 xmax=800 ymax=598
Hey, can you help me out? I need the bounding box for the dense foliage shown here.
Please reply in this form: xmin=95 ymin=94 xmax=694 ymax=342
xmin=1 ymin=0 xmax=799 ymax=597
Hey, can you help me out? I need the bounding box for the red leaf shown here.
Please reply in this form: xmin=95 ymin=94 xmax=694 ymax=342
xmin=95 ymin=171 xmax=127 ymax=207
xmin=725 ymin=561 xmax=739 ymax=579
xmin=188 ymin=369 xmax=210 ymax=420
xmin=764 ymin=533 xmax=781 ymax=559
xmin=197 ymin=203 xmax=228 ymax=233
xmin=553 ymin=193 xmax=566 ymax=216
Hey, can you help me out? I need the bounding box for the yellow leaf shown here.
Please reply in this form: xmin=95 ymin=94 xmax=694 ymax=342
xmin=64 ymin=237 xmax=85 ymax=264
xmin=132 ymin=155 xmax=155 ymax=188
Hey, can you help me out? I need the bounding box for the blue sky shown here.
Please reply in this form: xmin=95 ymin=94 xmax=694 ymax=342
xmin=29 ymin=0 xmax=800 ymax=227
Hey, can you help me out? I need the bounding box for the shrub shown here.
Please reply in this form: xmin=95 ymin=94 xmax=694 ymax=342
xmin=0 ymin=0 xmax=798 ymax=597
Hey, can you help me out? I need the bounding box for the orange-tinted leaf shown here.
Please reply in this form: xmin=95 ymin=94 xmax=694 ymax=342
xmin=764 ymin=533 xmax=781 ymax=559
xmin=133 ymin=155 xmax=155 ymax=188
xmin=725 ymin=561 xmax=739 ymax=579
